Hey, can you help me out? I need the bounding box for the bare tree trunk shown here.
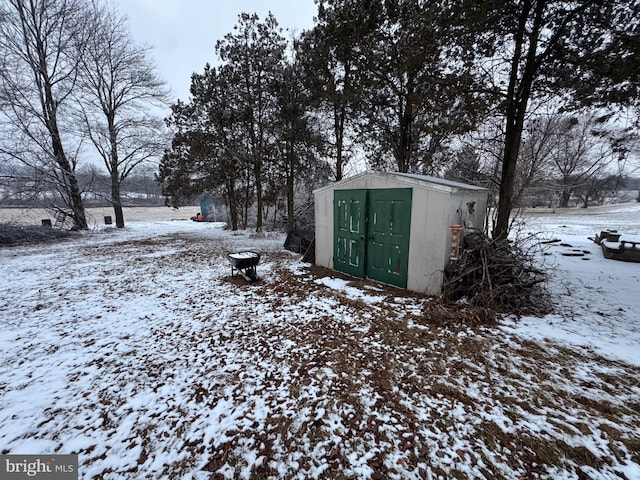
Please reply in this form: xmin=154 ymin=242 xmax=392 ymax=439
xmin=225 ymin=179 xmax=239 ymax=230
xmin=110 ymin=171 xmax=125 ymax=228
xmin=334 ymin=103 xmax=346 ymax=181
xmin=1 ymin=0 xmax=89 ymax=230
xmin=396 ymin=89 xmax=413 ymax=173
xmin=286 ymin=142 xmax=295 ymax=232
xmin=560 ymin=185 xmax=571 ymax=208
xmin=64 ymin=167 xmax=88 ymax=230
xmin=107 ymin=117 xmax=125 ymax=228
xmin=43 ymin=73 xmax=88 ymax=230
xmin=243 ymin=168 xmax=251 ymax=230
xmin=493 ymin=0 xmax=542 ymax=241
xmin=253 ymin=159 xmax=264 ymax=233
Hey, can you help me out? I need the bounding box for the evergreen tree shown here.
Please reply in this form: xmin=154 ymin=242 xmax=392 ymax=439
xmin=160 ymin=65 xmax=248 ymax=231
xmin=215 ymin=13 xmax=287 ymax=233
xmin=272 ymin=52 xmax=322 ymax=231
xmin=299 ymin=1 xmax=372 ymax=180
xmin=358 ymin=0 xmax=485 ymax=174
xmin=307 ymin=0 xmax=488 ymax=176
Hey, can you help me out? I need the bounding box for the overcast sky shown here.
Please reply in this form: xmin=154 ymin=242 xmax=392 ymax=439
xmin=115 ymin=0 xmax=318 ymax=103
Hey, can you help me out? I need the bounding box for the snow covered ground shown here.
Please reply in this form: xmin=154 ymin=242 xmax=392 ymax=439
xmin=505 ymin=203 xmax=640 ymax=366
xmin=1 ymin=204 xmax=639 ymax=479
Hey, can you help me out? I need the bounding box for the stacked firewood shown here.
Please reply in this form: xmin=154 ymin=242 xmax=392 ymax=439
xmin=443 ymin=231 xmax=551 ymax=317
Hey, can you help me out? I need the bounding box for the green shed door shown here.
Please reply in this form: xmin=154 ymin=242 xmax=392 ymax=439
xmin=333 ymin=189 xmax=367 ymax=278
xmin=366 ymin=189 xmax=412 ymax=288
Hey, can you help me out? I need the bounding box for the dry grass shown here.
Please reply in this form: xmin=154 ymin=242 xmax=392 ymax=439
xmin=240 ymin=253 xmax=639 ymax=478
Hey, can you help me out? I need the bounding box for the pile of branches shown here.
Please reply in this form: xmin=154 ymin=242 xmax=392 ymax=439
xmin=443 ymin=231 xmax=551 ymax=318
xmin=0 ymin=222 xmax=74 ymax=247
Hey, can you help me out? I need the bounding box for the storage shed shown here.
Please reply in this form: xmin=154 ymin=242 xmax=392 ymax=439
xmin=314 ymin=171 xmax=488 ymax=295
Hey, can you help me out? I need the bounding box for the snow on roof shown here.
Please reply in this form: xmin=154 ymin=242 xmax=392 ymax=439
xmin=391 ymin=171 xmax=487 ymax=190
xmin=314 ymin=170 xmax=487 ymax=193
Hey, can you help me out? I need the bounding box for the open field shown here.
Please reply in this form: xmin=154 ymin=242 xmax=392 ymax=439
xmin=1 ymin=204 xmax=639 ymax=479
xmin=0 ymin=206 xmax=200 ymax=225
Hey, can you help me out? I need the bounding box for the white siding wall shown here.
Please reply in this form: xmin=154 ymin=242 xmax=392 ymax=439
xmin=314 ymin=188 xmax=334 ymax=269
xmin=407 ymin=188 xmax=448 ymax=295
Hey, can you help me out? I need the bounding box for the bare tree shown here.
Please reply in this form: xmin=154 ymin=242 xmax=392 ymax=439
xmin=0 ymin=0 xmax=90 ymax=229
xmin=79 ymin=3 xmax=168 ymax=228
xmin=544 ymin=114 xmax=616 ymax=207
xmin=514 ymin=115 xmax=562 ymax=207
xmin=450 ymin=0 xmax=640 ymax=239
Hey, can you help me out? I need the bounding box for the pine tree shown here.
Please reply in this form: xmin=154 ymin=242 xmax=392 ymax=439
xmin=215 ymin=13 xmax=287 ymax=233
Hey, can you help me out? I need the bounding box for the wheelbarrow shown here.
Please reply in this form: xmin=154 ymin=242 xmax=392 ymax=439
xmin=228 ymin=251 xmax=261 ymax=282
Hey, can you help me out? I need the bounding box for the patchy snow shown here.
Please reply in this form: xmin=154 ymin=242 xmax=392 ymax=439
xmin=1 ymin=204 xmax=639 ymax=479
xmin=314 ymin=277 xmax=387 ymax=304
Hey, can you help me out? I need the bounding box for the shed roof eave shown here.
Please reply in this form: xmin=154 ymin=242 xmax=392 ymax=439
xmin=313 ymin=170 xmax=488 ymax=195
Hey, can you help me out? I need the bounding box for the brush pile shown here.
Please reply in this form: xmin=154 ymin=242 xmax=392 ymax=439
xmin=443 ymin=231 xmax=551 ymax=317
xmin=0 ymin=222 xmax=73 ymax=247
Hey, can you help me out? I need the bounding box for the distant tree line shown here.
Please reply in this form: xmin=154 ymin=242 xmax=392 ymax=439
xmin=159 ymin=0 xmax=640 ymax=237
xmin=447 ymin=112 xmax=640 ymax=211
xmin=0 ymin=165 xmax=163 ymax=207
xmin=0 ymin=0 xmax=168 ymax=229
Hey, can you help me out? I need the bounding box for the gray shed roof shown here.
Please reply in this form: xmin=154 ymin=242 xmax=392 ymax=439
xmin=314 ymin=170 xmax=488 ymax=194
